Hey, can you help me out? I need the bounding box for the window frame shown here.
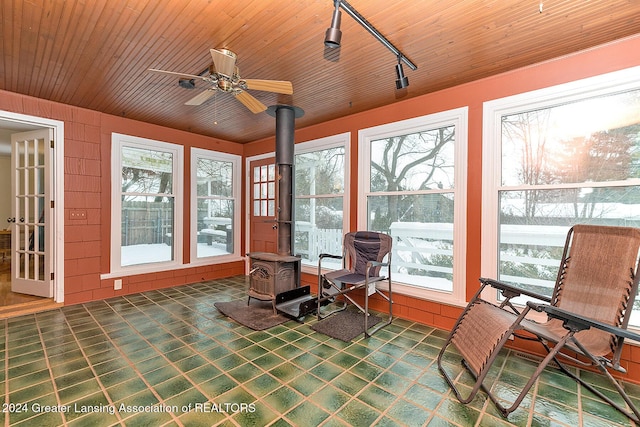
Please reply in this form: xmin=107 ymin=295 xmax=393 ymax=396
xmin=110 ymin=133 xmax=184 ymax=274
xmin=481 ymin=65 xmax=640 ymax=329
xmin=190 ymin=148 xmax=242 ymax=264
xmin=294 ymin=132 xmax=350 ymax=272
xmin=358 ymin=108 xmax=468 ymax=306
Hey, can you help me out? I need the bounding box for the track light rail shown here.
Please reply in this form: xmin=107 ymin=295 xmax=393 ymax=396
xmin=336 ymin=0 xmax=417 ymax=71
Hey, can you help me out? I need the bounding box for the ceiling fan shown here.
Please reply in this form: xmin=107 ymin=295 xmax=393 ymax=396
xmin=148 ymin=48 xmax=293 ymax=114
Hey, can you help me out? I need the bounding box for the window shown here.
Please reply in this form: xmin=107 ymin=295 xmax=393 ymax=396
xmin=111 ymin=134 xmax=183 ymax=272
xmin=294 ymin=133 xmax=349 ymax=268
xmin=482 ymin=66 xmax=640 ymax=327
xmin=359 ymin=109 xmax=468 ymax=304
xmin=191 ymin=148 xmax=241 ymax=261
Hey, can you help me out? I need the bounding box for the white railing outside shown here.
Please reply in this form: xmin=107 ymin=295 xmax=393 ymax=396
xmin=299 ymin=222 xmax=570 ymax=291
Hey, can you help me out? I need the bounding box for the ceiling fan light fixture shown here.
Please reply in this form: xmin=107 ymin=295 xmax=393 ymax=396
xmin=324 ymin=2 xmax=342 ymax=48
xmin=217 ymin=79 xmax=233 ymax=92
xmin=178 ymin=78 xmax=196 ymax=89
xmin=395 ymin=62 xmax=409 ymax=89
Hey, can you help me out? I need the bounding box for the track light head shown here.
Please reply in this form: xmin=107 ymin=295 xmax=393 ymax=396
xmin=324 ymin=2 xmax=342 ymax=48
xmin=395 ymin=62 xmax=409 ymax=89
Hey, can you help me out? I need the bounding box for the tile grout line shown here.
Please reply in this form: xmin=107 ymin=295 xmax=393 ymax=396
xmin=80 ymin=302 xmax=185 ymax=427
xmin=160 ymin=283 xmax=446 ymax=426
xmin=141 ymin=285 xmax=345 ymax=425
xmin=53 ymin=308 xmax=126 ymax=426
xmin=104 ymin=291 xmax=259 ymax=426
xmin=123 ymin=288 xmax=285 ymax=425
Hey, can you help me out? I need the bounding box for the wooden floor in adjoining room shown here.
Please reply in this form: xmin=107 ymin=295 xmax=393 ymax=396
xmin=0 ymin=256 xmax=61 ymax=318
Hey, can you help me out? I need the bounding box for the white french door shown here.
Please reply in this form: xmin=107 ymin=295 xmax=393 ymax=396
xmin=10 ymin=129 xmax=53 ymax=297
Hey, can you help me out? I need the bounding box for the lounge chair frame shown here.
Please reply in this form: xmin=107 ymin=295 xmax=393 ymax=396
xmin=438 ymin=225 xmax=640 ymax=422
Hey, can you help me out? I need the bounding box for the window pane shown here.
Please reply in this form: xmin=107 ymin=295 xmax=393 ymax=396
xmin=501 ymin=91 xmax=640 ymax=187
xmin=294 ymin=143 xmax=346 ymax=267
xmin=368 ymin=193 xmax=454 ymax=291
xmin=295 ymin=147 xmax=345 ymax=196
xmin=195 ymin=157 xmax=234 ymax=259
xmin=196 ymin=158 xmax=232 ymax=197
xmin=122 ymin=147 xmax=173 ymax=194
xmin=370 ymin=126 xmax=456 ymax=192
xmin=121 ymin=196 xmax=174 ymax=266
xmin=295 ymin=197 xmax=344 ymax=267
xmin=498 ymin=187 xmax=640 ymax=311
xmin=196 ymin=199 xmax=234 ymax=258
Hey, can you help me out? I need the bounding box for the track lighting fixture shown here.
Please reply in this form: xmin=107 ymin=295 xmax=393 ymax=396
xmin=324 ymin=1 xmax=342 ymax=48
xmin=323 ymin=0 xmax=417 ymax=89
xmin=395 ymin=58 xmax=409 ymax=89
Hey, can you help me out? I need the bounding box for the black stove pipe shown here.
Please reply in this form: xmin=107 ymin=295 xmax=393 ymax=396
xmin=267 ymin=105 xmax=304 ymax=256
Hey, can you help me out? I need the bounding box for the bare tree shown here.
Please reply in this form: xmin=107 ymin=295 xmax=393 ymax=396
xmin=370 ymin=126 xmax=455 ymax=226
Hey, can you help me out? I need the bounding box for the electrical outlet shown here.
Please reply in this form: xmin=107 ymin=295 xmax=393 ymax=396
xmin=114 ymin=279 xmax=122 ymax=290
xmin=69 ymin=210 xmax=87 ymax=220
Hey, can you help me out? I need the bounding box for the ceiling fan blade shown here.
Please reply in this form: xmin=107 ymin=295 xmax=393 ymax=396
xmin=185 ymin=89 xmax=216 ymax=106
xmin=148 ymin=68 xmax=208 ymax=81
xmin=243 ymin=79 xmax=293 ymax=95
xmin=210 ymin=49 xmax=237 ymax=77
xmin=234 ymin=90 xmax=267 ymax=114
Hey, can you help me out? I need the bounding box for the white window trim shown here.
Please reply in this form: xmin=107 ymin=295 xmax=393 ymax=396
xmin=294 ymin=132 xmax=350 ymax=273
xmin=481 ymin=65 xmax=640 ymax=328
xmin=110 ymin=133 xmax=184 ymax=275
xmin=358 ymin=108 xmax=468 ymax=307
xmin=190 ymin=148 xmax=242 ymax=264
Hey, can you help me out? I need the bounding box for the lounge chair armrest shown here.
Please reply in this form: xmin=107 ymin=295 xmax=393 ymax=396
xmin=480 ymin=278 xmax=552 ymax=302
xmin=527 ymin=303 xmax=640 ymax=342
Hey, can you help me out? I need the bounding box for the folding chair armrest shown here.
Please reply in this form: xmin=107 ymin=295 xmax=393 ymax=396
xmin=480 ymin=278 xmax=552 ymax=302
xmin=318 ymin=253 xmax=342 ymax=269
xmin=319 ymin=253 xmax=342 ymax=260
xmin=528 ymin=302 xmax=640 ymax=343
xmin=367 ymin=260 xmax=389 ymax=268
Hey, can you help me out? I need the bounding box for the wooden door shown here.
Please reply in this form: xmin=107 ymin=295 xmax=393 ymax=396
xmin=249 ymin=157 xmax=277 ymax=253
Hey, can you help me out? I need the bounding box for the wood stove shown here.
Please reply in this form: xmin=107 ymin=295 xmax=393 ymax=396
xmin=247 ymin=252 xmax=301 ymax=313
xmin=247 ymin=105 xmax=304 ymax=313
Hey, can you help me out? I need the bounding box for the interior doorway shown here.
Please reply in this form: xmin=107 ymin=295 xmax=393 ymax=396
xmin=0 ymin=112 xmax=64 ymax=316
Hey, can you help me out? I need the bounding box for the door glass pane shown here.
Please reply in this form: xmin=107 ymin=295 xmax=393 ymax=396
xmin=253 ymin=162 xmax=276 ymax=218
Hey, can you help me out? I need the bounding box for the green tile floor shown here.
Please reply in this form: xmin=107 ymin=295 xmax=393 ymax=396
xmin=1 ymin=276 xmax=638 ymax=426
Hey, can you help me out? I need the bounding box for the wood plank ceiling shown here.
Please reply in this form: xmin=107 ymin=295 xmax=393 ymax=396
xmin=2 ymin=0 xmax=640 ymax=143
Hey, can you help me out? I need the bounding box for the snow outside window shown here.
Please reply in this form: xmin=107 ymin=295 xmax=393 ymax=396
xmin=358 ymin=108 xmax=468 ymax=306
xmin=111 ymin=134 xmax=183 ymax=273
xmin=482 ymin=66 xmax=640 ymax=328
xmin=191 ymin=148 xmax=241 ymax=262
xmin=293 ymin=133 xmax=349 ymax=269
